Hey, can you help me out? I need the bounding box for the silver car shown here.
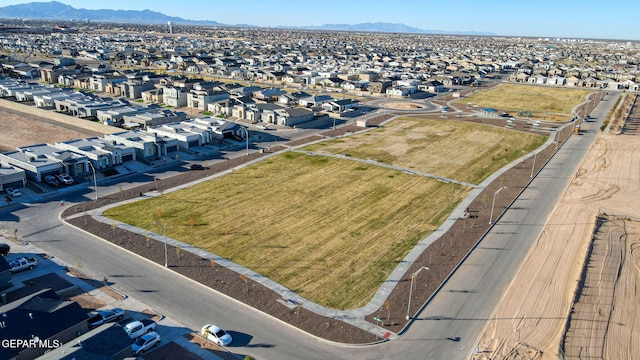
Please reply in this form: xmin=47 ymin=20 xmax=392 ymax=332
xmin=131 ymin=331 xmax=161 ymax=355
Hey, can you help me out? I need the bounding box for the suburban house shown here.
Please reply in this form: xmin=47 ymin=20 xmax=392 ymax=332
xmin=89 ymin=74 xmax=127 ymax=92
xmin=298 ymin=94 xmax=334 ymax=108
xmin=322 ymin=99 xmax=359 ymax=113
xmin=187 ymin=89 xmax=229 ymax=110
xmin=0 ymin=163 xmax=27 ymax=191
xmin=96 ymin=105 xmax=159 ymax=125
xmin=121 ymin=109 xmax=188 ymax=128
xmin=185 ymin=117 xmax=246 ymax=140
xmin=56 ymin=137 xmax=136 ymax=170
xmin=105 ymin=130 xmax=180 ymax=160
xmin=274 ymin=107 xmax=315 ymax=126
xmin=141 ymin=87 xmax=164 ymax=103
xmin=253 ymin=87 xmax=286 ymax=101
xmin=369 ymin=80 xmax=392 ymax=94
xmin=163 ymin=86 xmax=189 ymax=107
xmin=119 ymin=79 xmax=156 ymax=99
xmin=278 ymin=91 xmax=311 ymax=106
xmin=37 ymin=323 xmax=134 ymax=360
xmin=55 ymin=96 xmax=129 ymax=118
xmin=0 ymin=144 xmax=87 ymax=182
xmin=419 ymin=79 xmax=445 ymax=93
xmin=146 ymin=122 xmax=213 ymax=150
xmin=229 ymin=96 xmax=256 ymax=118
xmin=0 ymin=288 xmax=89 ymax=360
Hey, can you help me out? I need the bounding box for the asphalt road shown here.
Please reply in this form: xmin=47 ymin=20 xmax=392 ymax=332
xmin=0 ymin=91 xmax=617 ymax=360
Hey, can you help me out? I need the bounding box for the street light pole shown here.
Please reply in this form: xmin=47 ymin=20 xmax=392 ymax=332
xmin=530 ymin=152 xmax=537 ymax=178
xmin=87 ymin=161 xmax=98 ymax=200
xmin=489 ymin=186 xmax=507 ymax=225
xmin=241 ymin=127 xmax=249 ymax=156
xmin=406 ymin=266 xmax=430 ymax=320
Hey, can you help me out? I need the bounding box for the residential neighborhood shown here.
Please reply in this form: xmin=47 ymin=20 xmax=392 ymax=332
xmin=1 ymin=14 xmax=640 ymax=360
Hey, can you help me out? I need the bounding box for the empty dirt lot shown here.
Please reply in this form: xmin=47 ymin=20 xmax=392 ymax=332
xmin=0 ymin=106 xmax=105 ymax=152
xmin=473 ymin=118 xmax=640 ymax=358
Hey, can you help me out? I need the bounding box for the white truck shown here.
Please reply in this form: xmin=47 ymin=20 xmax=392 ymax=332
xmin=123 ymin=319 xmax=157 ymax=339
xmin=9 ymin=257 xmax=38 ymax=273
xmin=88 ymin=308 xmax=125 ymax=328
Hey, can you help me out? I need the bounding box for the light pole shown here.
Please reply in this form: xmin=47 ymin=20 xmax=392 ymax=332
xmin=530 ymin=152 xmax=537 ymax=178
xmin=153 ymin=221 xmax=169 ymax=267
xmin=87 ymin=161 xmax=98 ymax=200
xmin=240 ymin=126 xmax=249 ymax=156
xmin=406 ymin=266 xmax=430 ymax=320
xmin=489 ymin=186 xmax=507 ymax=225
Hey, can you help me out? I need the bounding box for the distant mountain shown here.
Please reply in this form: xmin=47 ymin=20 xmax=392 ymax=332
xmin=0 ymin=2 xmax=494 ymax=36
xmin=279 ymin=22 xmax=495 ymax=36
xmin=0 ymin=1 xmax=225 ymax=26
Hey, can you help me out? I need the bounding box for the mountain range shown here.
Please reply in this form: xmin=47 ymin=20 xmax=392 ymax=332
xmin=0 ymin=1 xmax=494 ymax=35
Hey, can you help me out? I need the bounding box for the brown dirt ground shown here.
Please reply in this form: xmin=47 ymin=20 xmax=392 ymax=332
xmin=61 ymin=113 xmax=573 ymax=343
xmin=473 ymin=99 xmax=640 ymax=360
xmin=0 ymin=106 xmax=105 ymax=152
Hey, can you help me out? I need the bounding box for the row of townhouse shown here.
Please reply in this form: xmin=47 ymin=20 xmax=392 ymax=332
xmin=0 ymin=117 xmax=245 ymax=191
xmin=509 ymin=73 xmax=640 ymax=91
xmin=0 ymin=77 xmax=192 ymax=128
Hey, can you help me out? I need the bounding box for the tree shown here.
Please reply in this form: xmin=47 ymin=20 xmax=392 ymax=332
xmin=385 ymin=300 xmax=391 ymax=326
xmin=188 ymin=217 xmax=195 ymax=234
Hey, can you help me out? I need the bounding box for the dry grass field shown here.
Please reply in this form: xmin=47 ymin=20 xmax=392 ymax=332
xmin=458 ymin=83 xmax=592 ymax=116
xmin=303 ymin=117 xmax=546 ymax=185
xmin=104 ymin=152 xmax=471 ymax=309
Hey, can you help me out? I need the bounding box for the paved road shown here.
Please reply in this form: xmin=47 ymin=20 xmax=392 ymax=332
xmin=0 ymin=92 xmax=618 ymax=359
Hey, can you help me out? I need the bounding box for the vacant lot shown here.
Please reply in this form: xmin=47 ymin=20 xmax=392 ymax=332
xmin=473 ymin=133 xmax=640 ymax=360
xmin=104 ymin=152 xmax=471 ymax=309
xmin=0 ymin=107 xmax=105 ymax=152
xmin=303 ymin=117 xmax=546 ymax=185
xmin=458 ymin=83 xmax=592 ymax=116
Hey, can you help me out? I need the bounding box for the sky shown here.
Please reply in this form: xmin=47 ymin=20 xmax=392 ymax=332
xmin=2 ymin=0 xmax=640 ymax=40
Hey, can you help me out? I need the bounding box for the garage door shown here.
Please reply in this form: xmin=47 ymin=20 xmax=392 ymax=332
xmin=122 ymin=154 xmax=134 ymax=162
xmin=166 ymin=145 xmax=178 ymax=153
xmin=2 ymin=180 xmax=24 ymax=188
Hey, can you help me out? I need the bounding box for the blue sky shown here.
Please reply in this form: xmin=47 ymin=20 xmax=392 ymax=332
xmin=3 ymin=0 xmax=640 ymax=40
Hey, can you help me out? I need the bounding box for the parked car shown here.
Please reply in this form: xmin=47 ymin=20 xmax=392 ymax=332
xmin=123 ymin=319 xmax=156 ymax=339
xmin=56 ymin=173 xmax=74 ymax=185
xmin=44 ymin=175 xmax=59 ymax=187
xmin=131 ymin=331 xmax=161 ymax=355
xmin=9 ymin=257 xmax=38 ymax=273
xmin=88 ymin=308 xmax=125 ymax=328
xmin=188 ymin=164 xmax=206 ymax=170
xmin=5 ymin=187 xmax=21 ymax=197
xmin=201 ymin=324 xmax=232 ymax=346
xmin=0 ymin=243 xmax=9 ymax=256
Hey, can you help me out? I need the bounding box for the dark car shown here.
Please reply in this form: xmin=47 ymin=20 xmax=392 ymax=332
xmin=188 ymin=164 xmax=206 ymax=170
xmin=0 ymin=243 xmax=10 ymax=256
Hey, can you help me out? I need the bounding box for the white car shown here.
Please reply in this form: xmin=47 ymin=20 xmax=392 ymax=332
xmin=131 ymin=331 xmax=161 ymax=355
xmin=5 ymin=187 xmax=21 ymax=197
xmin=56 ymin=173 xmax=74 ymax=185
xmin=201 ymin=324 xmax=232 ymax=346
